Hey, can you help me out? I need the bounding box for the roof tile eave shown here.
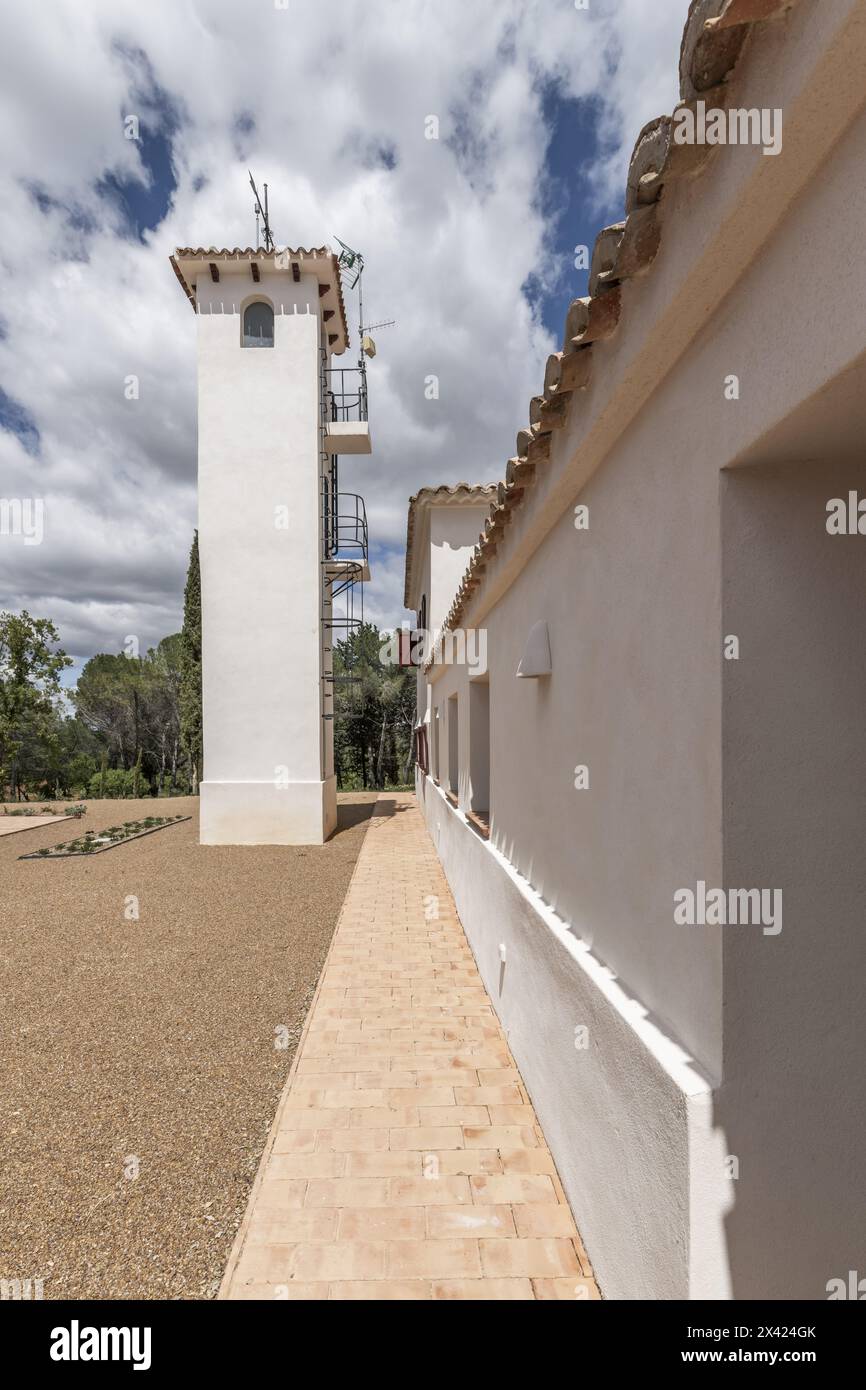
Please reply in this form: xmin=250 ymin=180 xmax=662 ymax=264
xmin=169 ymin=246 xmax=350 ymax=349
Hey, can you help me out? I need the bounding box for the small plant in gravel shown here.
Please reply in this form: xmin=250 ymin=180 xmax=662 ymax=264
xmin=64 ymin=804 xmax=86 ymax=819
xmin=20 ymin=813 xmax=190 ymax=859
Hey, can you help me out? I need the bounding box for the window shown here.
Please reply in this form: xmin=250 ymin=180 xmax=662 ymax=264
xmin=243 ymin=300 xmax=274 ymax=347
xmin=414 ymin=724 xmax=429 ymax=774
xmin=447 ymin=693 xmax=459 ymax=798
xmin=469 ymin=678 xmax=490 ymax=819
xmin=431 ymin=707 xmax=440 ymax=781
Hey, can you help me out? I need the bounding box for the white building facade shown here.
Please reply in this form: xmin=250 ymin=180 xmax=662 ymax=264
xmin=172 ymin=246 xmax=369 ymax=845
xmin=405 ymin=0 xmax=866 ymax=1299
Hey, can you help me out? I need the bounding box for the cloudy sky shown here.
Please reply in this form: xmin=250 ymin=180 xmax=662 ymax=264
xmin=0 ymin=0 xmax=687 ymax=683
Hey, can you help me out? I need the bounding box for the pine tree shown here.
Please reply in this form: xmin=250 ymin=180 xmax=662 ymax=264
xmin=179 ymin=532 xmax=203 ymax=794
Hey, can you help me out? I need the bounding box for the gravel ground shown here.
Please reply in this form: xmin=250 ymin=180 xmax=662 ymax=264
xmin=0 ymin=794 xmax=377 ymax=1300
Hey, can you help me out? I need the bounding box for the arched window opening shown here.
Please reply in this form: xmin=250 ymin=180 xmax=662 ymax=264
xmin=243 ymin=300 xmax=274 ymax=347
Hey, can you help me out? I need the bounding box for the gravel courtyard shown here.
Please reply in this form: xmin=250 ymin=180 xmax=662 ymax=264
xmin=0 ymin=794 xmax=377 ymax=1299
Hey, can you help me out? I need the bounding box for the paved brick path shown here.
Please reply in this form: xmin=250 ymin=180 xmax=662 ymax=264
xmin=220 ymin=794 xmax=600 ymax=1301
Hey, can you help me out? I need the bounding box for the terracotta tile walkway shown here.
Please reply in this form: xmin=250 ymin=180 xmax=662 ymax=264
xmin=220 ymin=793 xmax=600 ymax=1301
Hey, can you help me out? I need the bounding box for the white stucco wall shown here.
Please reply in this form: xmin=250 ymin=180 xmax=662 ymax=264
xmin=719 ymin=457 xmax=866 ymax=1298
xmin=429 ymin=506 xmax=490 ymax=636
xmin=428 ymin=367 xmax=726 ymax=1076
xmin=426 ymin=87 xmax=866 ymax=1072
xmin=410 ymin=502 xmax=490 ymax=753
xmin=196 ymin=269 xmax=335 ymax=843
xmin=415 ymin=19 xmax=866 ymax=1297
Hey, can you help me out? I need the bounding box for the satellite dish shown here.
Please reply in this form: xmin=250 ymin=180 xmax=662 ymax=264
xmin=362 ymin=335 xmax=377 ymax=358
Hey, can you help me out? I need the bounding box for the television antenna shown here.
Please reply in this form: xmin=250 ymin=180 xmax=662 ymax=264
xmin=249 ymin=171 xmax=275 ymax=252
xmin=334 ymin=236 xmax=397 ymax=358
xmin=334 ymin=236 xmax=364 ymax=288
xmin=359 ymin=318 xmax=396 ymax=359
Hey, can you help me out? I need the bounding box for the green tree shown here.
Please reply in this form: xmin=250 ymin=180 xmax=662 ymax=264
xmin=132 ymin=746 xmax=143 ymax=798
xmin=180 ymin=532 xmax=202 ymax=793
xmin=148 ymin=634 xmax=183 ymax=793
xmin=88 ymin=765 xmax=135 ymax=799
xmin=74 ymin=652 xmax=145 ymax=770
xmin=73 ymin=641 xmax=181 ymax=797
xmin=0 ymin=611 xmax=72 ymax=800
xmin=332 ymin=622 xmax=416 ymax=791
xmin=39 ymin=716 xmax=102 ymax=798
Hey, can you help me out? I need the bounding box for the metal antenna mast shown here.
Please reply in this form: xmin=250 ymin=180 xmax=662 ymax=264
xmin=249 ymin=171 xmax=275 ymax=251
xmin=333 ymin=237 xmax=396 ymax=360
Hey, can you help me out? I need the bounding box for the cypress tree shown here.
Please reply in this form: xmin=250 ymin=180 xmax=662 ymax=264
xmin=179 ymin=532 xmax=203 ymax=794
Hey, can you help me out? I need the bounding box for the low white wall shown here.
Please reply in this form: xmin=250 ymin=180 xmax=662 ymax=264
xmin=418 ymin=773 xmax=731 ymax=1300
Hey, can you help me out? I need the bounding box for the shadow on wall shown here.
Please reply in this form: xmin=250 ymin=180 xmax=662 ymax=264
xmin=715 ymin=458 xmax=866 ymax=1299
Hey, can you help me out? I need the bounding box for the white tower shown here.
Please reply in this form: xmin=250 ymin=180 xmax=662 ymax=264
xmin=171 ymin=244 xmax=371 ymax=844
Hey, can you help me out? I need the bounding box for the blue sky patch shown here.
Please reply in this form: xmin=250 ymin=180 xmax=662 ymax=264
xmin=97 ymin=42 xmax=181 ymax=239
xmin=533 ymin=83 xmax=624 ymax=339
xmin=0 ymin=386 xmax=41 ymax=456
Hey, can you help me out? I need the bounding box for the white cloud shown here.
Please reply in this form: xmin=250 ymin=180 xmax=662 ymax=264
xmin=0 ymin=0 xmax=685 ymax=667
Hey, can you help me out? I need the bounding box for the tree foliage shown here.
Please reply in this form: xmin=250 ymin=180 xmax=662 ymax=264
xmin=0 ymin=611 xmax=72 ymax=798
xmin=1 ymin=558 xmax=418 ymax=801
xmin=333 ymin=622 xmax=416 ymax=790
xmin=179 ymin=532 xmax=202 ymax=793
xmin=0 ymin=615 xmax=188 ymax=801
xmin=72 ymin=640 xmax=184 ymax=794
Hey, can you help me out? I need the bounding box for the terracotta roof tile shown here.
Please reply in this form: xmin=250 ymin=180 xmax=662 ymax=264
xmin=173 ymin=246 xmax=330 ymax=257
xmin=169 ymin=246 xmax=350 ymax=351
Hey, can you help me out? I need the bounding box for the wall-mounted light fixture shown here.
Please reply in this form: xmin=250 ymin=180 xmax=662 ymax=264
xmin=516 ymin=620 xmax=552 ymax=678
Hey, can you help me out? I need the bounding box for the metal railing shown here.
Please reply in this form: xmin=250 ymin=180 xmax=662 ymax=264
xmin=323 ymin=489 xmax=368 ymax=563
xmin=324 ymin=364 xmax=368 ymax=423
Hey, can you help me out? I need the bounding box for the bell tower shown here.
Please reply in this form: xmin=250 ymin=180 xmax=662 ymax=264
xmin=171 ymin=242 xmax=371 ymax=844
